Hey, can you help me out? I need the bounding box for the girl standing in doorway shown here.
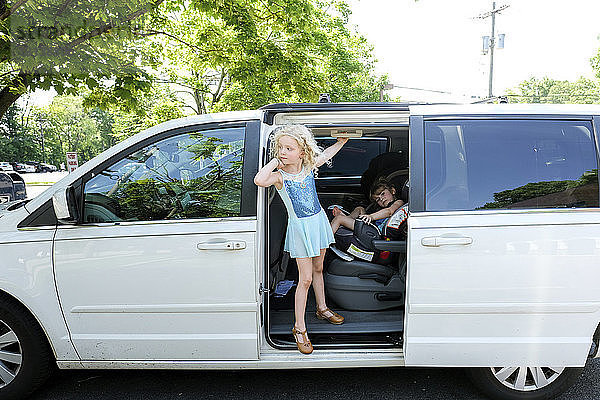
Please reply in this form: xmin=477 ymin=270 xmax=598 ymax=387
xmin=254 ymin=125 xmax=348 ymax=354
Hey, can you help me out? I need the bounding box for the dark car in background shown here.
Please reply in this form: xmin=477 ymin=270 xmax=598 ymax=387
xmin=0 ymin=172 xmax=26 ymax=202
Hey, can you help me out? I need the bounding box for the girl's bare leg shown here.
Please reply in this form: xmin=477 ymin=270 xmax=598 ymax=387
xmin=348 ymin=206 xmax=365 ymax=219
xmin=311 ymin=248 xmax=328 ymax=311
xmin=312 ymin=248 xmax=340 ymax=319
xmin=294 ymin=257 xmax=313 ymax=343
xmin=330 ymin=214 xmax=356 ymax=233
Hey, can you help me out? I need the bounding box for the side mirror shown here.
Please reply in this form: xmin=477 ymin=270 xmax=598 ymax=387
xmin=52 ymin=186 xmax=79 ymax=224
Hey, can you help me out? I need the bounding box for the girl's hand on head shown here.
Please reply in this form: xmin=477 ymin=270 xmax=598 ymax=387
xmin=357 ymin=214 xmax=372 ymax=224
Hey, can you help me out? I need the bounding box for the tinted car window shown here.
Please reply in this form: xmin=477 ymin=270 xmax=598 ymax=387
xmin=315 ymin=138 xmax=388 ymax=177
xmin=425 ymin=120 xmax=599 ymax=211
xmin=83 ymin=127 xmax=245 ymax=223
xmin=0 ymin=173 xmax=12 ymax=202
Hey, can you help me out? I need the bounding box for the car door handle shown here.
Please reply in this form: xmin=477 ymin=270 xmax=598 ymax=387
xmin=421 ymin=236 xmax=473 ymax=247
xmin=197 ymin=240 xmax=246 ymax=251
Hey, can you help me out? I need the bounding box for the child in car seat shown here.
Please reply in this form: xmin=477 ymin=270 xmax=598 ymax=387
xmin=330 ymin=177 xmax=404 ymax=234
xmin=253 ymin=124 xmax=348 ymax=355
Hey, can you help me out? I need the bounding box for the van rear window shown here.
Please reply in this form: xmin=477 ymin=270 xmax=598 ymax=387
xmin=425 ymin=119 xmax=599 ymax=211
xmin=316 ymin=138 xmax=388 ymax=177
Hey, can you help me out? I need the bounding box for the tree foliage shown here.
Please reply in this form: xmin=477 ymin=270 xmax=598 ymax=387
xmin=0 ymin=0 xmax=166 ymax=119
xmin=147 ymin=0 xmax=386 ymax=113
xmin=506 ymin=76 xmax=600 ymax=104
xmin=0 ymin=102 xmax=38 ymax=161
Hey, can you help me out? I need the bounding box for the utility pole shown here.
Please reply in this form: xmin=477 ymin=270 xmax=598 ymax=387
xmin=476 ymin=2 xmax=509 ymax=98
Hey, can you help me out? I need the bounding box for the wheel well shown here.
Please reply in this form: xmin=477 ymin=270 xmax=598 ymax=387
xmin=0 ymin=289 xmax=57 ymax=360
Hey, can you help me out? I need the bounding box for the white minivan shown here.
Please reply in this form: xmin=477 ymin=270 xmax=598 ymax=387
xmin=0 ymin=103 xmax=599 ymax=400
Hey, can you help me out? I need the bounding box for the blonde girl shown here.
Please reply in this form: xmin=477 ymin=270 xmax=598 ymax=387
xmin=254 ymin=124 xmax=348 ymax=354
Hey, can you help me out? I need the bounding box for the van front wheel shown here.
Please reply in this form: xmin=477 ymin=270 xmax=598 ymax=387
xmin=467 ymin=366 xmax=583 ymax=400
xmin=0 ymin=299 xmax=54 ymax=400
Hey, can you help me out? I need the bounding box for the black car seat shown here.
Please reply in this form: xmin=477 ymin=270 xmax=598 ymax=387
xmin=360 ymin=152 xmax=408 ymax=213
xmin=324 ymin=203 xmax=408 ymax=311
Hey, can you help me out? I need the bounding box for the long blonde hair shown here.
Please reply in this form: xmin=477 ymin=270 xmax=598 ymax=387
xmin=269 ymin=125 xmax=324 ymax=172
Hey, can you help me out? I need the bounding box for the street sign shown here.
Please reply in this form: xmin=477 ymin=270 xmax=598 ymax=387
xmin=66 ymin=152 xmax=78 ymax=173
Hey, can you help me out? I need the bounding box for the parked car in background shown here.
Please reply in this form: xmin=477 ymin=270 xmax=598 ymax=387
xmin=24 ymin=161 xmax=57 ymax=173
xmin=0 ymin=162 xmax=14 ymax=172
xmin=42 ymin=163 xmax=58 ymax=172
xmin=23 ymin=164 xmax=36 ymax=173
xmin=0 ymin=172 xmax=26 ymax=202
xmin=10 ymin=163 xmax=35 ymax=173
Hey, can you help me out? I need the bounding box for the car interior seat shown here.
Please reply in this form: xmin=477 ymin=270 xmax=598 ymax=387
xmin=325 ymin=206 xmax=408 ymax=311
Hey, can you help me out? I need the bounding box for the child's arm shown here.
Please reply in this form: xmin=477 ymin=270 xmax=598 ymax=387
xmin=315 ymin=137 xmax=349 ymax=167
xmin=358 ymin=199 xmax=404 ymax=223
xmin=254 ymin=158 xmax=283 ymax=189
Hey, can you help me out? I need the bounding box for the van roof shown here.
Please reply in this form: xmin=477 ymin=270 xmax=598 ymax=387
xmin=409 ymin=103 xmax=600 ymax=117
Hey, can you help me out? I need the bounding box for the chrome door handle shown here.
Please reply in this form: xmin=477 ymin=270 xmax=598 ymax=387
xmin=197 ymin=240 xmax=246 ymax=250
xmin=421 ymin=236 xmax=473 ymax=247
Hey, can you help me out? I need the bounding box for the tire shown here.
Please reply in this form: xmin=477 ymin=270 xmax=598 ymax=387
xmin=0 ymin=298 xmax=54 ymax=400
xmin=467 ymin=366 xmax=583 ymax=400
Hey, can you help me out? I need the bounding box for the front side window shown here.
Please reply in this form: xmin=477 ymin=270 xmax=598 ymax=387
xmin=425 ymin=119 xmax=599 ymax=211
xmin=83 ymin=127 xmax=245 ymax=223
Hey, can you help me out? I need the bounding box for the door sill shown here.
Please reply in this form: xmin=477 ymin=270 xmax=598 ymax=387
xmin=259 ymin=347 xmax=405 ymax=368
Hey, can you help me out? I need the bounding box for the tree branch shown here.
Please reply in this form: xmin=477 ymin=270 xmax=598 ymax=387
xmin=135 ymin=29 xmax=205 ymax=52
xmin=0 ymin=0 xmax=27 ymax=21
xmin=67 ymin=0 xmax=165 ymax=49
xmin=134 ymin=30 xmax=230 ymax=57
xmin=0 ymin=71 xmax=32 ymax=119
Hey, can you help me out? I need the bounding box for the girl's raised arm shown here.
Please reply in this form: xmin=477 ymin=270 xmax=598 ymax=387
xmin=315 ymin=137 xmax=348 ymax=167
xmin=254 ymin=158 xmax=283 ymax=188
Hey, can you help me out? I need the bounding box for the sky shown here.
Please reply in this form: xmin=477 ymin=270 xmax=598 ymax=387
xmin=346 ymin=0 xmax=600 ymax=102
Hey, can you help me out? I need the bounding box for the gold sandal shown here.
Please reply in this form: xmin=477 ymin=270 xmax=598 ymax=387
xmin=292 ymin=327 xmax=313 ymax=354
xmin=316 ymin=307 xmax=345 ymax=325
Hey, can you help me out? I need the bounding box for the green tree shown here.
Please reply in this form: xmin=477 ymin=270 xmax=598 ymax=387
xmin=103 ymin=84 xmax=185 ymax=140
xmin=0 ymin=102 xmax=39 ymax=162
xmin=148 ymin=0 xmax=386 ymax=114
xmin=0 ymin=0 xmax=166 ymax=119
xmin=506 ymin=76 xmax=600 ymax=104
xmin=34 ymin=95 xmax=103 ymax=165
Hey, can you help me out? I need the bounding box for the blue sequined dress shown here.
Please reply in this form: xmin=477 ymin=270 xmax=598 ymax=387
xmin=276 ymin=167 xmax=335 ymax=258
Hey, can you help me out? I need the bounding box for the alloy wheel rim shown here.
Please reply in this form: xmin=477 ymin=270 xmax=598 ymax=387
xmin=0 ymin=320 xmax=22 ymax=388
xmin=491 ymin=366 xmax=565 ymax=392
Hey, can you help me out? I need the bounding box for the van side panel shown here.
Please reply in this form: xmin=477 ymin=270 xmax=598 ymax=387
xmin=406 ymin=210 xmax=600 ymax=366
